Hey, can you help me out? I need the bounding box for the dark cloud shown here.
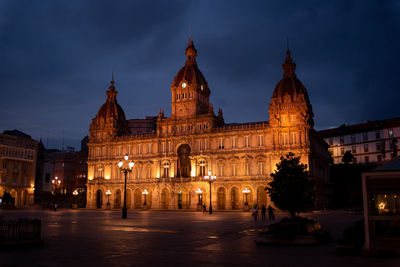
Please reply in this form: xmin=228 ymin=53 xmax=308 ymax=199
xmin=0 ymin=0 xmax=399 ymax=149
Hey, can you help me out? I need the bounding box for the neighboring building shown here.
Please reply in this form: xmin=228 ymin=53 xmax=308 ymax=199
xmin=362 ymin=157 xmax=400 ymax=255
xmin=37 ymin=137 xmax=88 ymax=207
xmin=0 ymin=130 xmax=38 ymax=207
xmin=318 ymin=118 xmax=400 ymax=164
xmin=39 ymin=138 xmax=88 ymax=194
xmin=86 ymin=39 xmax=329 ymax=210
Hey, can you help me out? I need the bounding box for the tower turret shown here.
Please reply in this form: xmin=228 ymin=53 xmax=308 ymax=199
xmin=171 ymin=39 xmax=212 ymax=118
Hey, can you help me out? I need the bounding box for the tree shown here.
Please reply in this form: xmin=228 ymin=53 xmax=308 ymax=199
xmin=266 ymin=152 xmax=314 ymax=218
xmin=328 ymin=150 xmax=334 ymax=165
xmin=341 ymin=150 xmax=354 ymax=165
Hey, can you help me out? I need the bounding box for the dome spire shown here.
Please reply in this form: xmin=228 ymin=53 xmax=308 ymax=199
xmin=185 ymin=38 xmax=197 ymax=64
xmin=282 ymin=43 xmax=296 ymax=78
xmin=106 ymin=72 xmax=118 ymax=102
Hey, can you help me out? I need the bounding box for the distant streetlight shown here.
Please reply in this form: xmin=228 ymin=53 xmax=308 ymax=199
xmin=204 ymin=170 xmax=216 ymax=214
xmin=51 ymin=176 xmax=62 ymax=193
xmin=142 ymin=189 xmax=148 ymax=210
xmin=106 ymin=189 xmax=111 ymax=209
xmin=72 ymin=189 xmax=79 ymax=209
xmin=242 ymin=187 xmax=250 ymax=211
xmin=118 ymin=154 xmax=134 ymax=219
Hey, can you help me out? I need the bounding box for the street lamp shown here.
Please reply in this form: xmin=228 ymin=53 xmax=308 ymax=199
xmin=118 ymin=154 xmax=134 ymax=219
xmin=142 ymin=189 xmax=148 ymax=210
xmin=195 ymin=188 xmax=203 ymax=211
xmin=51 ymin=176 xmax=62 ymax=194
xmin=204 ymin=170 xmax=216 ymax=214
xmin=106 ymin=189 xmax=111 ymax=209
xmin=72 ymin=189 xmax=79 ymax=209
xmin=242 ymin=187 xmax=250 ymax=211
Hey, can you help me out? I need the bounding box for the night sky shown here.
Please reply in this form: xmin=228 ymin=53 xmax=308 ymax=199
xmin=1 ymin=0 xmax=399 ymax=150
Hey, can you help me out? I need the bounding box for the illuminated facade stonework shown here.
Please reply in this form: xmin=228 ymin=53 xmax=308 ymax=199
xmin=86 ymin=40 xmax=329 ymax=210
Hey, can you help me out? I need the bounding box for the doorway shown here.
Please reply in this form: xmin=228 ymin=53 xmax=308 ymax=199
xmin=96 ymin=190 xmax=102 ymax=208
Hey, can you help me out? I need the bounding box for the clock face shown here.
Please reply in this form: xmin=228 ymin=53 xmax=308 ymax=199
xmin=182 ymin=83 xmax=187 ymax=88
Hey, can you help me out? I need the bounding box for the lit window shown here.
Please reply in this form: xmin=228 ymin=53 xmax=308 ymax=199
xmin=258 ymin=135 xmax=263 ymax=147
xmin=389 ymin=129 xmax=394 ymax=137
xmin=282 ymin=133 xmax=288 ymax=145
xmin=199 ymin=160 xmax=206 ymax=177
xmin=245 ymin=163 xmax=250 ymax=176
xmin=231 ymin=164 xmax=237 ymax=176
xmin=291 ymin=132 xmax=297 ymax=144
xmin=163 ymin=162 xmax=169 ymax=178
xmin=218 ymin=138 xmax=224 ymax=150
xmin=244 ymin=136 xmax=250 ymax=148
xmin=258 ymin=162 xmax=264 ymax=175
xmin=218 ymin=164 xmax=224 ymax=176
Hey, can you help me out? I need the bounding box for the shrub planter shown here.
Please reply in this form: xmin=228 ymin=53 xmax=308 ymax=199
xmin=256 ymin=217 xmax=329 ymax=246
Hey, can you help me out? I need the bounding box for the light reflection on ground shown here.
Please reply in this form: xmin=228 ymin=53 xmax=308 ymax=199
xmin=0 ymin=210 xmax=398 ymax=266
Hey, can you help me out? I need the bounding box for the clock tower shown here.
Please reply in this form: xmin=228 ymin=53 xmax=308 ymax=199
xmin=171 ymin=39 xmax=211 ymax=118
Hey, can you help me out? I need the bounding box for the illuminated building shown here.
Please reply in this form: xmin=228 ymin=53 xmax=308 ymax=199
xmin=86 ymin=39 xmax=329 ymax=210
xmin=318 ymin=117 xmax=400 ymax=164
xmin=0 ymin=130 xmax=38 ymax=207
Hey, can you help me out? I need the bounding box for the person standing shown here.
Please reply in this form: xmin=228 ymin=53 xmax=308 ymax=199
xmin=261 ymin=204 xmax=266 ymax=221
xmin=268 ymin=205 xmax=275 ymax=221
xmin=253 ymin=203 xmax=258 ymax=221
xmin=202 ymin=204 xmax=207 ymax=213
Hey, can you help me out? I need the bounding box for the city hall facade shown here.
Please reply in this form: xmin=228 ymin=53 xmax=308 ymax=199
xmin=86 ymin=39 xmax=329 ymax=210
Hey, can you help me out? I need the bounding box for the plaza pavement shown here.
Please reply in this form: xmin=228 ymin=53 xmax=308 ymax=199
xmin=0 ymin=209 xmax=399 ymax=266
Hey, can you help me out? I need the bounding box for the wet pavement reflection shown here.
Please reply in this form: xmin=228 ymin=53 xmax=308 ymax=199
xmin=0 ymin=209 xmax=398 ymax=266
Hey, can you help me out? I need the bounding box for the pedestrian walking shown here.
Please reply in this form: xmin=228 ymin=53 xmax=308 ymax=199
xmin=202 ymin=204 xmax=207 ymax=213
xmin=261 ymin=204 xmax=266 ymax=221
xmin=252 ymin=203 xmax=258 ymax=221
xmin=268 ymin=205 xmax=275 ymax=221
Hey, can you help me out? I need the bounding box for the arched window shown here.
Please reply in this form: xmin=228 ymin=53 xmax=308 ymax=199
xmin=163 ymin=162 xmax=170 ymax=178
xmin=199 ymin=159 xmax=206 ymax=177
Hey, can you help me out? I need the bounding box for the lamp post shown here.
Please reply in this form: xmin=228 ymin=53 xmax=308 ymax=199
xmin=242 ymin=187 xmax=250 ymax=211
xmin=106 ymin=189 xmax=111 ymax=210
xmin=72 ymin=189 xmax=78 ymax=209
xmin=51 ymin=176 xmax=62 ymax=194
xmin=118 ymin=154 xmax=134 ymax=219
xmin=196 ymin=188 xmax=203 ymax=211
xmin=142 ymin=189 xmax=148 ymax=210
xmin=204 ymin=170 xmax=216 ymax=214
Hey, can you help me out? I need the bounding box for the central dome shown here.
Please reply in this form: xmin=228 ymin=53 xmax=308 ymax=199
xmin=171 ymin=39 xmax=209 ymax=90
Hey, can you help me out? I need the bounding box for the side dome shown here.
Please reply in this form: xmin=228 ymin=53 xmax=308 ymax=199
xmin=269 ymin=49 xmax=314 ymax=128
xmin=89 ymin=78 xmax=129 ymax=140
xmin=96 ymin=95 xmax=127 ymax=121
xmin=272 ymin=50 xmax=310 ymax=104
xmin=171 ymin=39 xmax=209 ymax=91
